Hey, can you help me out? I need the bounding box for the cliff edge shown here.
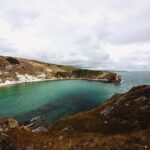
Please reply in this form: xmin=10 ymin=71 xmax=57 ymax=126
xmin=0 ymin=55 xmax=121 ymax=86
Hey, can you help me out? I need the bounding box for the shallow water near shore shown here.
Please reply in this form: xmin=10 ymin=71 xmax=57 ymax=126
xmin=0 ymin=71 xmax=150 ymax=123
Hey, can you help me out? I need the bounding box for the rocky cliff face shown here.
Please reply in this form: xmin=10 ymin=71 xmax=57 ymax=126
xmin=0 ymin=85 xmax=150 ymax=150
xmin=54 ymin=69 xmax=121 ymax=83
xmin=0 ymin=56 xmax=121 ymax=86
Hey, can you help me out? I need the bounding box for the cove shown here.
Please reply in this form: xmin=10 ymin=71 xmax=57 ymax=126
xmin=0 ymin=71 xmax=150 ymax=123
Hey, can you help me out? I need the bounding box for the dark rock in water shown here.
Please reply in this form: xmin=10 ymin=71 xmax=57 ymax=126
xmin=1 ymin=85 xmax=150 ymax=150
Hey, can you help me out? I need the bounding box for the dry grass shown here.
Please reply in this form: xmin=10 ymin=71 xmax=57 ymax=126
xmin=1 ymin=128 xmax=149 ymax=150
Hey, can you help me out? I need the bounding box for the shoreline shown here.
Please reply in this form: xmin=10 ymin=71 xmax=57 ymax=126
xmin=0 ymin=78 xmax=112 ymax=88
xmin=0 ymin=79 xmax=52 ymax=88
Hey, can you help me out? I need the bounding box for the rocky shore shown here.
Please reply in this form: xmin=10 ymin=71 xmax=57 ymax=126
xmin=0 ymin=85 xmax=150 ymax=150
xmin=0 ymin=56 xmax=121 ymax=87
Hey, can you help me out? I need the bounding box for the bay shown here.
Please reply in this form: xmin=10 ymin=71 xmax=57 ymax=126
xmin=0 ymin=71 xmax=150 ymax=123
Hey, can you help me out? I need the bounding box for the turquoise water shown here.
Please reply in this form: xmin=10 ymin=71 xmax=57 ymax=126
xmin=0 ymin=72 xmax=150 ymax=122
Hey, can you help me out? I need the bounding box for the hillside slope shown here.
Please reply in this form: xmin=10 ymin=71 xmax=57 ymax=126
xmin=0 ymin=85 xmax=150 ymax=150
xmin=51 ymin=85 xmax=150 ymax=134
xmin=0 ymin=56 xmax=121 ymax=86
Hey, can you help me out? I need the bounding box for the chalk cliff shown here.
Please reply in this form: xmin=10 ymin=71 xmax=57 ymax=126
xmin=0 ymin=55 xmax=121 ymax=86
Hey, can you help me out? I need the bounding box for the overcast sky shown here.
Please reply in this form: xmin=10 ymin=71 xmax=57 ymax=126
xmin=0 ymin=0 xmax=150 ymax=71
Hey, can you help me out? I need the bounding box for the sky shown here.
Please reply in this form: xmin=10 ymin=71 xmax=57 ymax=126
xmin=0 ymin=0 xmax=150 ymax=71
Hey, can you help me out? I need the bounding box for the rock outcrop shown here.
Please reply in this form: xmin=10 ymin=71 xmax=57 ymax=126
xmin=0 ymin=118 xmax=19 ymax=132
xmin=0 ymin=55 xmax=121 ymax=86
xmin=51 ymin=85 xmax=150 ymax=134
xmin=54 ymin=69 xmax=121 ymax=83
xmin=0 ymin=85 xmax=150 ymax=150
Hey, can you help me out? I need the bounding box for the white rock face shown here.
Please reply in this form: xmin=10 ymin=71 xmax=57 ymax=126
xmin=5 ymin=80 xmax=11 ymax=84
xmin=37 ymin=73 xmax=46 ymax=79
xmin=16 ymin=73 xmax=46 ymax=82
xmin=6 ymin=65 xmax=12 ymax=69
xmin=0 ymin=72 xmax=49 ymax=87
xmin=5 ymin=80 xmax=15 ymax=85
xmin=46 ymin=68 xmax=52 ymax=72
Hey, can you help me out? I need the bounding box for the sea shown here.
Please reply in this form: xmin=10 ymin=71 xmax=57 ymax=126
xmin=0 ymin=71 xmax=149 ymax=123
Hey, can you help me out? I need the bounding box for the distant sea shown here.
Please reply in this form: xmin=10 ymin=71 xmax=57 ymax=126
xmin=0 ymin=71 xmax=150 ymax=123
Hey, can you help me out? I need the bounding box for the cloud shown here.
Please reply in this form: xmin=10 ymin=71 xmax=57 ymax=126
xmin=106 ymin=7 xmax=150 ymax=44
xmin=0 ymin=0 xmax=150 ymax=70
xmin=115 ymin=50 xmax=150 ymax=71
xmin=0 ymin=38 xmax=17 ymax=54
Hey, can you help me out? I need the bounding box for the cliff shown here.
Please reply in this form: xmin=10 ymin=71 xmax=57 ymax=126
xmin=0 ymin=55 xmax=121 ymax=86
xmin=0 ymin=85 xmax=150 ymax=150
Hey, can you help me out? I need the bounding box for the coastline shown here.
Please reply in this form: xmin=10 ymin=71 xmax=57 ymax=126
xmin=0 ymin=79 xmax=52 ymax=88
xmin=0 ymin=78 xmax=111 ymax=88
xmin=0 ymin=55 xmax=121 ymax=88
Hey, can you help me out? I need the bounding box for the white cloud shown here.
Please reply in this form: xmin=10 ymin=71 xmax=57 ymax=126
xmin=0 ymin=0 xmax=150 ymax=70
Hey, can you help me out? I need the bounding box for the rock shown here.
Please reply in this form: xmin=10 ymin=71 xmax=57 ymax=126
xmin=23 ymin=116 xmax=49 ymax=133
xmin=0 ymin=118 xmax=19 ymax=132
xmin=114 ymin=74 xmax=121 ymax=83
xmin=6 ymin=57 xmax=20 ymax=64
xmin=0 ymin=55 xmax=121 ymax=86
xmin=54 ymin=69 xmax=121 ymax=83
xmin=37 ymin=73 xmax=46 ymax=79
xmin=32 ymin=126 xmax=48 ymax=133
xmin=4 ymin=80 xmax=11 ymax=84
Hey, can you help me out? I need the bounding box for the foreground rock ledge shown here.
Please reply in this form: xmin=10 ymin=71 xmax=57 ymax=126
xmin=0 ymin=85 xmax=150 ymax=150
